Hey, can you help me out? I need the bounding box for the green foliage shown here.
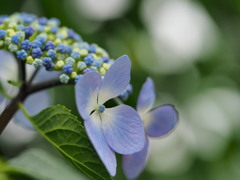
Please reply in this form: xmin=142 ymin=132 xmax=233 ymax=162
xmin=9 ymin=148 xmax=88 ymax=180
xmin=25 ymin=105 xmax=112 ymax=180
xmin=7 ymin=80 xmax=22 ymax=87
xmin=0 ymin=159 xmax=33 ymax=180
xmin=0 ymin=80 xmax=12 ymax=100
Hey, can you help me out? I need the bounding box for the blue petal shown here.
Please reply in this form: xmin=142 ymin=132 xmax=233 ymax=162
xmin=14 ymin=90 xmax=51 ymax=129
xmin=137 ymin=77 xmax=155 ymax=115
xmin=98 ymin=55 xmax=131 ymax=105
xmin=85 ymin=112 xmax=116 ymax=176
xmin=75 ymin=72 xmax=102 ymax=120
xmin=101 ymin=105 xmax=145 ymax=154
xmin=122 ymin=136 xmax=149 ymax=179
xmin=145 ymin=105 xmax=178 ymax=137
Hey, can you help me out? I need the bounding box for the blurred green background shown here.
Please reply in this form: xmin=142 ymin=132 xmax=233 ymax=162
xmin=0 ymin=0 xmax=240 ymax=180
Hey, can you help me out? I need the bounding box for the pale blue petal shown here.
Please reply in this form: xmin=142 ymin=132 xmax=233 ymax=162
xmin=122 ymin=136 xmax=149 ymax=179
xmin=101 ymin=105 xmax=145 ymax=154
xmin=85 ymin=112 xmax=116 ymax=176
xmin=145 ymin=105 xmax=178 ymax=137
xmin=75 ymin=72 xmax=102 ymax=120
xmin=14 ymin=90 xmax=51 ymax=129
xmin=137 ymin=77 xmax=155 ymax=115
xmin=98 ymin=55 xmax=131 ymax=105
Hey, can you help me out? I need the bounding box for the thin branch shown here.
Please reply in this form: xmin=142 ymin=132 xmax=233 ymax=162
xmin=0 ymin=57 xmax=28 ymax=135
xmin=0 ymin=91 xmax=26 ymax=135
xmin=17 ymin=58 xmax=27 ymax=91
xmin=27 ymin=79 xmax=74 ymax=95
xmin=27 ymin=68 xmax=40 ymax=85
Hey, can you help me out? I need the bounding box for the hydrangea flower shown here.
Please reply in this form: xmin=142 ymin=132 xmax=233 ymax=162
xmin=122 ymin=78 xmax=178 ymax=179
xmin=75 ymin=55 xmax=145 ymax=176
xmin=0 ymin=13 xmax=115 ymax=83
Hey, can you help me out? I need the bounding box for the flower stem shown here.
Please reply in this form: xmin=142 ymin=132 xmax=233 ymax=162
xmin=27 ymin=68 xmax=40 ymax=85
xmin=27 ymin=79 xmax=74 ymax=94
xmin=18 ymin=103 xmax=30 ymax=119
xmin=0 ymin=77 xmax=74 ymax=135
xmin=18 ymin=59 xmax=27 ymax=91
xmin=0 ymin=58 xmax=28 ymax=134
xmin=0 ymin=90 xmax=27 ymax=135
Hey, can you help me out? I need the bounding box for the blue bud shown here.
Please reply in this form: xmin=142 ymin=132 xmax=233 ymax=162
xmin=33 ymin=58 xmax=43 ymax=68
xmin=77 ymin=61 xmax=86 ymax=70
xmin=37 ymin=25 xmax=45 ymax=32
xmin=73 ymin=34 xmax=82 ymax=41
xmin=65 ymin=57 xmax=75 ymax=65
xmin=38 ymin=17 xmax=48 ymax=25
xmin=16 ymin=50 xmax=28 ymax=60
xmin=24 ymin=26 xmax=34 ymax=37
xmin=44 ymin=41 xmax=55 ymax=50
xmin=11 ymin=35 xmax=20 ymax=44
xmin=67 ymin=29 xmax=75 ymax=39
xmin=8 ymin=44 xmax=18 ymax=52
xmin=89 ymin=45 xmax=97 ymax=53
xmin=47 ymin=49 xmax=56 ymax=59
xmin=93 ymin=60 xmax=102 ymax=68
xmin=74 ymin=75 xmax=82 ymax=83
xmin=71 ymin=51 xmax=80 ymax=59
xmin=63 ymin=64 xmax=73 ymax=74
xmin=20 ymin=13 xmax=36 ymax=24
xmin=65 ymin=45 xmax=72 ymax=54
xmin=32 ymin=48 xmax=42 ymax=58
xmin=84 ymin=54 xmax=94 ymax=66
xmin=32 ymin=40 xmax=42 ymax=48
xmin=90 ymin=66 xmax=97 ymax=72
xmin=0 ymin=30 xmax=6 ymax=39
xmin=83 ymin=68 xmax=92 ymax=74
xmin=21 ymin=40 xmax=32 ymax=50
xmin=81 ymin=42 xmax=89 ymax=50
xmin=102 ymin=56 xmax=109 ymax=63
xmin=50 ymin=26 xmax=58 ymax=33
xmin=43 ymin=57 xmax=54 ymax=71
xmin=17 ymin=24 xmax=25 ymax=31
xmin=57 ymin=44 xmax=66 ymax=53
xmin=36 ymin=35 xmax=45 ymax=43
xmin=16 ymin=31 xmax=25 ymax=40
xmin=59 ymin=74 xmax=70 ymax=84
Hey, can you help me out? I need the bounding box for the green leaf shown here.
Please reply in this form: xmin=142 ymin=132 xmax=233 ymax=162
xmin=0 ymin=80 xmax=12 ymax=100
xmin=7 ymin=80 xmax=22 ymax=87
xmin=9 ymin=148 xmax=88 ymax=180
xmin=25 ymin=105 xmax=112 ymax=180
xmin=0 ymin=159 xmax=33 ymax=180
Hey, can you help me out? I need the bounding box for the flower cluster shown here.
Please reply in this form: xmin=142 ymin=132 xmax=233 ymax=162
xmin=0 ymin=13 xmax=113 ymax=84
xmin=75 ymin=56 xmax=178 ymax=178
xmin=0 ymin=12 xmax=179 ymax=179
xmin=122 ymin=78 xmax=178 ymax=179
xmin=75 ymin=55 xmax=145 ymax=176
